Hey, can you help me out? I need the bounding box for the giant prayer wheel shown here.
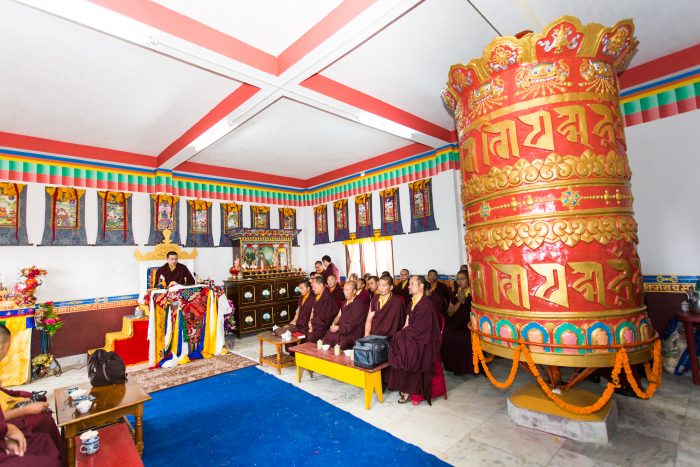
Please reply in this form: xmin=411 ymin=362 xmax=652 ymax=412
xmin=443 ymin=16 xmax=654 ymax=369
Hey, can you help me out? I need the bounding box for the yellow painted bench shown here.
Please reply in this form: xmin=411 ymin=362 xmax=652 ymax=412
xmin=291 ymin=342 xmax=389 ymax=410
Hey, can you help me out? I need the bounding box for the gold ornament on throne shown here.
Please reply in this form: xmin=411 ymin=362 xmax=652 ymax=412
xmin=133 ymin=229 xmax=198 ymax=261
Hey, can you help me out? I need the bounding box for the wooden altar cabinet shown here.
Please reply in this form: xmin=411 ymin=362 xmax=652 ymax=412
xmin=224 ymin=229 xmax=304 ymax=337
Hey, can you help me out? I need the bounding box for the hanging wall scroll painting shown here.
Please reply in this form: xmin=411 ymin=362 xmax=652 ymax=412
xmin=380 ymin=187 xmax=403 ymax=236
xmin=148 ymin=194 xmax=180 ymax=245
xmin=354 ymin=193 xmax=373 ymax=239
xmin=314 ymin=204 xmax=329 ymax=245
xmin=219 ymin=202 xmax=242 ymax=247
xmin=408 ymin=178 xmax=438 ymax=233
xmin=278 ymin=207 xmax=299 ymax=246
xmin=186 ymin=200 xmax=214 ymax=247
xmin=333 ymin=199 xmax=350 ymax=242
xmin=41 ymin=187 xmax=87 ymax=246
xmin=96 ymin=191 xmax=134 ymax=245
xmin=0 ymin=183 xmax=28 ymax=246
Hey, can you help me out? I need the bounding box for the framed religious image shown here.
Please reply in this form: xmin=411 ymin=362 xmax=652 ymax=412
xmin=383 ymin=195 xmax=396 ymax=222
xmin=54 ymin=198 xmax=78 ymax=229
xmin=413 ymin=187 xmax=430 ymax=218
xmin=357 ymin=202 xmax=368 ymax=226
xmin=227 ymin=210 xmax=240 ymax=230
xmin=192 ymin=207 xmax=209 ymax=234
xmin=0 ymin=191 xmax=18 ymax=227
xmin=156 ymin=198 xmax=175 ymax=230
xmin=251 ymin=206 xmax=270 ymax=229
xmin=282 ymin=211 xmax=295 ymax=230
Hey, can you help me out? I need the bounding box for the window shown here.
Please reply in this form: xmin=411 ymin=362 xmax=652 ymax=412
xmin=345 ymin=239 xmax=394 ymax=277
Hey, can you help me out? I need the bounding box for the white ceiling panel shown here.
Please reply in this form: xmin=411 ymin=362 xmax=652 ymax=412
xmin=469 ymin=0 xmax=700 ymax=67
xmin=190 ymin=98 xmax=412 ymax=178
xmin=320 ymin=0 xmax=497 ymax=130
xmin=0 ymin=2 xmax=240 ymax=155
xmin=153 ymin=0 xmax=343 ymax=56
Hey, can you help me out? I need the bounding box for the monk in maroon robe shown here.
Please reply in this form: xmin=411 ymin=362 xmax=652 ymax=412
xmin=289 ymin=279 xmax=314 ymax=337
xmin=441 ymin=270 xmax=474 ymax=375
xmin=395 ymin=269 xmax=411 ymax=304
xmin=0 ymin=326 xmax=61 ymax=466
xmin=388 ymin=276 xmax=442 ymax=404
xmin=321 ymin=255 xmax=340 ymax=283
xmin=355 ymin=278 xmax=371 ymax=307
xmin=365 ymin=276 xmax=405 ymax=340
xmin=427 ymin=269 xmax=449 ymax=318
xmin=326 ymin=276 xmax=345 ymax=309
xmin=155 ymin=251 xmax=195 ymax=287
xmin=322 ymin=282 xmax=368 ymax=349
xmin=307 ymin=277 xmax=340 ymax=343
xmin=1 ymin=388 xmax=64 ymax=465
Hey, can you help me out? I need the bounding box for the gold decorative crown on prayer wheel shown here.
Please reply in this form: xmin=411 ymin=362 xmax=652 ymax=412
xmin=443 ymin=16 xmax=662 ymax=405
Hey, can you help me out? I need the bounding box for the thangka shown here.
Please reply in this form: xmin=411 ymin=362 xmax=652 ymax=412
xmin=0 ymin=183 xmax=28 ymax=246
xmin=379 ymin=187 xmax=403 ymax=236
xmin=96 ymin=191 xmax=134 ymax=245
xmin=186 ymin=200 xmax=214 ymax=247
xmin=148 ymin=194 xmax=181 ymax=245
xmin=40 ymin=187 xmax=87 ymax=246
xmin=408 ymin=178 xmax=438 ymax=233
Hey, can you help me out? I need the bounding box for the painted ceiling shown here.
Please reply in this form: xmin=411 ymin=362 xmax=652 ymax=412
xmin=2 ymin=0 xmax=699 ymax=184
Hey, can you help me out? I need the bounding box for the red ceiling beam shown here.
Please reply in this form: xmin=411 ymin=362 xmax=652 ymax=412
xmin=0 ymin=131 xmax=156 ymax=168
xmin=620 ymin=43 xmax=700 ymax=89
xmin=89 ymin=0 xmax=278 ymax=74
xmin=301 ymin=74 xmax=454 ymax=142
xmin=157 ymin=83 xmax=261 ymax=167
xmin=277 ymin=0 xmax=376 ymax=74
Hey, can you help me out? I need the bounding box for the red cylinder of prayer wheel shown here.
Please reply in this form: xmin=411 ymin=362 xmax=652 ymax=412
xmin=443 ymin=16 xmax=652 ymax=367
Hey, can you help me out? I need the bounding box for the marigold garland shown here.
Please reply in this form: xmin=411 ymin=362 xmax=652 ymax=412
xmin=470 ymin=331 xmax=663 ymax=415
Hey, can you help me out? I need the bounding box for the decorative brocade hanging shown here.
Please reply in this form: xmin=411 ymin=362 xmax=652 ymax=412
xmin=147 ymin=194 xmax=180 ymax=245
xmin=40 ymin=186 xmax=87 ymax=246
xmin=96 ymin=191 xmax=134 ymax=245
xmin=278 ymin=207 xmax=299 ymax=246
xmin=354 ymin=193 xmax=373 ymax=239
xmin=379 ymin=187 xmax=403 ymax=236
xmin=0 ymin=182 xmax=28 ymax=246
xmin=332 ymin=199 xmax=350 ymax=242
xmin=313 ymin=204 xmax=329 ymax=245
xmin=219 ymin=202 xmax=242 ymax=247
xmin=250 ymin=206 xmax=270 ymax=229
xmin=408 ymin=178 xmax=438 ymax=233
xmin=186 ymin=200 xmax=214 ymax=247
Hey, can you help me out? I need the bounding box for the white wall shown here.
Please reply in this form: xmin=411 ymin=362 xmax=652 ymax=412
xmin=306 ymin=170 xmax=466 ymax=278
xmin=626 ymin=110 xmax=700 ymax=275
xmin=0 ymin=184 xmax=308 ymax=301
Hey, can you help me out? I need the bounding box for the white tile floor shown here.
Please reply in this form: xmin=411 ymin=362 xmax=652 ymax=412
xmin=16 ymin=335 xmax=700 ymax=466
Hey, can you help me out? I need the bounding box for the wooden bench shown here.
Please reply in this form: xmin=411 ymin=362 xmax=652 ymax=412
xmin=291 ymin=342 xmax=389 ymax=410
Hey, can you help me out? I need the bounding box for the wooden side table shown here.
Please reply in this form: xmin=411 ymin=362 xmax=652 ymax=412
xmin=54 ymin=381 xmax=151 ymax=466
xmin=676 ymin=311 xmax=700 ymax=385
xmin=257 ymin=331 xmax=301 ymax=374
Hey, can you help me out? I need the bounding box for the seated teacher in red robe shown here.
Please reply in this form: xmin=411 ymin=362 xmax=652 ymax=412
xmin=0 ymin=325 xmax=61 ymax=466
xmin=306 ymin=276 xmax=340 ymax=343
xmin=289 ymin=279 xmax=314 ymax=337
xmin=155 ymin=251 xmax=195 ymax=287
xmin=322 ymin=281 xmax=368 ymax=349
xmin=388 ymin=276 xmax=442 ymax=404
xmin=441 ymin=270 xmax=475 ymax=376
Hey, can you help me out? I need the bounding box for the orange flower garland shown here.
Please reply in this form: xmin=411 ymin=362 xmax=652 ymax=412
xmin=470 ymin=330 xmax=663 ymax=415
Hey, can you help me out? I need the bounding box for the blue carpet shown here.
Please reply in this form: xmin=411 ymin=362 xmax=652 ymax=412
xmin=141 ymin=366 xmax=447 ymax=466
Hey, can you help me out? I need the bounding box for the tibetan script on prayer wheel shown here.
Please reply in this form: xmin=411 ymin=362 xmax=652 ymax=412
xmin=443 ymin=16 xmax=651 ymax=367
